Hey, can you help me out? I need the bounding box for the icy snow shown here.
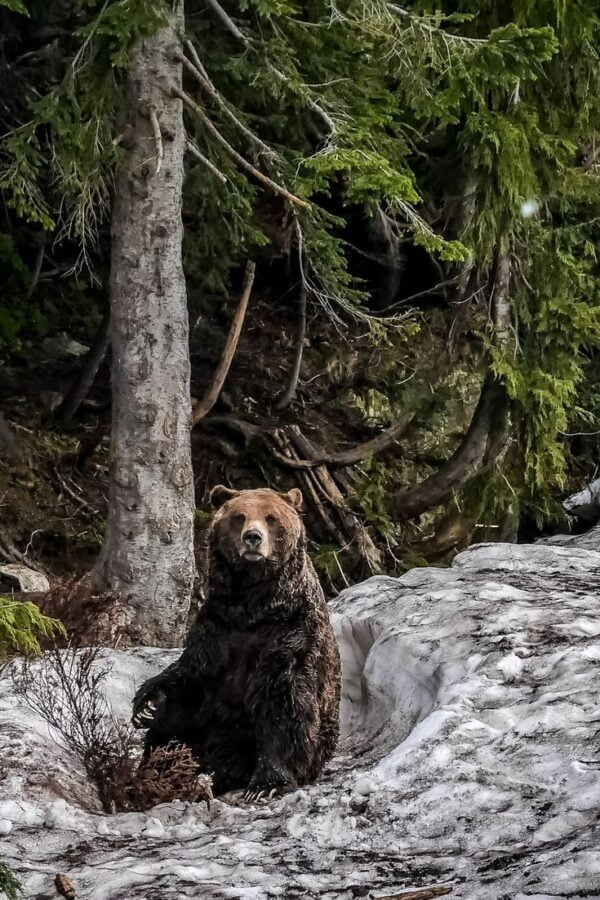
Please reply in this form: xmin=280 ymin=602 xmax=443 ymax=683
xmin=2 ymin=537 xmax=600 ymax=898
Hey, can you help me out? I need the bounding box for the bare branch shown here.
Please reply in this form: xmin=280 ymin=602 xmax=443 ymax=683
xmin=148 ymin=106 xmax=163 ymax=175
xmin=174 ymin=89 xmax=310 ymax=209
xmin=192 ymin=261 xmax=256 ymax=426
xmin=204 ymin=0 xmax=250 ymax=46
xmin=271 ymin=408 xmax=417 ymax=469
xmin=177 ymin=50 xmax=275 ymax=158
xmin=186 ymin=139 xmax=228 ymax=182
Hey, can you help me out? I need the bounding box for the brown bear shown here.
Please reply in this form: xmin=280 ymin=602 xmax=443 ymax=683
xmin=132 ymin=486 xmax=341 ymax=798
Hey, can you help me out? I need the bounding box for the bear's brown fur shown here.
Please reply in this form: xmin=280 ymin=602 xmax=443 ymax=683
xmin=132 ymin=486 xmax=341 ymax=797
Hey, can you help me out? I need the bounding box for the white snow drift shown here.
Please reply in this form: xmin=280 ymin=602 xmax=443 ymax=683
xmin=2 ymin=536 xmax=600 ymax=898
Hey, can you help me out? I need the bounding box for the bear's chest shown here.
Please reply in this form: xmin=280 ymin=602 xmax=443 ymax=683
xmin=216 ymin=628 xmax=272 ymax=705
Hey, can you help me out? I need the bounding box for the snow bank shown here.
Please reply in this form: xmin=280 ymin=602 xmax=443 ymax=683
xmin=2 ymin=536 xmax=600 ymax=898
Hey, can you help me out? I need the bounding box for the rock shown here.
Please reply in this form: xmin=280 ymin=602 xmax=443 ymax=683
xmin=0 ymin=564 xmax=50 ymax=593
xmin=1 ymin=535 xmax=600 ymax=897
xmin=563 ymin=477 xmax=600 ymax=522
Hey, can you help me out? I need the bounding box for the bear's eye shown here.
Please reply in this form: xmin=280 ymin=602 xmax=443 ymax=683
xmin=233 ymin=513 xmax=245 ymax=525
xmin=266 ymin=514 xmax=277 ymax=526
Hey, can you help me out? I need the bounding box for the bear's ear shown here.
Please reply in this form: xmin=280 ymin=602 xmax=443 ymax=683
xmin=282 ymin=488 xmax=303 ymax=511
xmin=210 ymin=485 xmax=239 ymax=508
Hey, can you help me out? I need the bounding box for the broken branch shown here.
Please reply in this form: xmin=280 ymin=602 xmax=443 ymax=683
xmin=148 ymin=106 xmax=163 ymax=175
xmin=192 ymin=261 xmax=256 ymax=426
xmin=186 ymin=139 xmax=228 ymax=183
xmin=174 ymin=89 xmax=310 ymax=209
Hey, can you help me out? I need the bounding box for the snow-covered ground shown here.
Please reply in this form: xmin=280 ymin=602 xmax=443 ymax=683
xmin=2 ymin=536 xmax=600 ymax=899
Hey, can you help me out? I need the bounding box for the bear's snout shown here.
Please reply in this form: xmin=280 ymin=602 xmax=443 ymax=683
xmin=243 ymin=528 xmax=263 ymax=549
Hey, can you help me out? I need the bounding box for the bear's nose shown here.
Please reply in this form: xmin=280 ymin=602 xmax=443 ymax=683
xmin=242 ymin=529 xmax=263 ymax=549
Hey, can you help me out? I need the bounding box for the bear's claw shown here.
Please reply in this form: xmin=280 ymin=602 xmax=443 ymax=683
xmin=132 ymin=701 xmax=157 ymax=729
xmin=243 ymin=786 xmax=279 ymax=804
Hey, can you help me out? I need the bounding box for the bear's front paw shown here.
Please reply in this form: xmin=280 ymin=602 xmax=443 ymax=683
xmin=131 ymin=686 xmax=166 ymax=729
xmin=243 ymin=769 xmax=296 ymax=804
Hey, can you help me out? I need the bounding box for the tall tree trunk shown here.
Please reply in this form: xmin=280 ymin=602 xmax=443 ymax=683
xmin=93 ymin=4 xmax=195 ymax=646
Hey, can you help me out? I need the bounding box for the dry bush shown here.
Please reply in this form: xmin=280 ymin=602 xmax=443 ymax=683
xmin=125 ymin=743 xmax=213 ymax=812
xmin=31 ymin=575 xmax=133 ymax=648
xmin=12 ymin=646 xmax=212 ymax=813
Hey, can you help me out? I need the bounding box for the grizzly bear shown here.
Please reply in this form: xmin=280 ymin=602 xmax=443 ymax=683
xmin=132 ymin=485 xmax=341 ymax=798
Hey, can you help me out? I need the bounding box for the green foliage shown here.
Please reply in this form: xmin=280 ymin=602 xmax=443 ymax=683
xmin=0 ymin=862 xmax=22 ymax=900
xmin=0 ymin=597 xmax=65 ymax=659
xmin=0 ymin=0 xmax=27 ymax=12
xmin=350 ymin=459 xmax=395 ymax=536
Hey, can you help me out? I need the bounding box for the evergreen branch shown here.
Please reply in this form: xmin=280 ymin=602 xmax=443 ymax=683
xmin=386 ymin=3 xmax=487 ymax=45
xmin=176 ymin=49 xmax=276 ymax=158
xmin=200 ymin=0 xmax=336 ymax=138
xmin=174 ymin=89 xmax=311 ymax=209
xmin=148 ymin=106 xmax=163 ymax=176
xmin=185 ymin=140 xmax=228 ymax=183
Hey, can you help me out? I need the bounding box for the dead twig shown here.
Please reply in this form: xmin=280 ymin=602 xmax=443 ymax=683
xmin=177 ymin=50 xmax=274 ymax=157
xmin=148 ymin=106 xmax=163 ymax=175
xmin=192 ymin=262 xmax=256 ymax=426
xmin=378 ymin=887 xmax=452 ymax=899
xmin=186 ymin=140 xmax=228 ymax=183
xmin=174 ymin=88 xmax=311 ymax=209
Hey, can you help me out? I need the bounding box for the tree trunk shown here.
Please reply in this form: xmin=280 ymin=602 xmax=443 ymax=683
xmin=93 ymin=4 xmax=195 ymax=647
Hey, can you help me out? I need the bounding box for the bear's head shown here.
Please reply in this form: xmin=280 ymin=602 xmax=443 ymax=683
xmin=209 ymin=486 xmax=304 ymax=570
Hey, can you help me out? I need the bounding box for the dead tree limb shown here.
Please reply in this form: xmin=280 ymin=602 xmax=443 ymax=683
xmin=272 ymin=407 xmax=418 ymax=469
xmin=26 ymin=234 xmax=46 ymax=300
xmin=148 ymin=105 xmax=164 ymax=175
xmin=192 ymin=262 xmax=256 ymax=426
xmin=286 ymin=426 xmax=382 ymax=571
xmin=177 ymin=50 xmax=274 ymax=157
xmin=275 ymin=282 xmax=306 ymax=410
xmin=55 ymin=309 xmax=110 ymax=428
xmin=379 ymin=886 xmax=452 ymax=900
xmin=185 ymin=139 xmax=228 ymax=182
xmin=173 ymin=89 xmax=310 ymax=209
xmin=271 ymin=431 xmax=345 ymax=546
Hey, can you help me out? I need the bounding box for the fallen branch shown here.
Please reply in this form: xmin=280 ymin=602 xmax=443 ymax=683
xmin=199 ymin=413 xmax=263 ymax=445
xmin=174 ymin=89 xmax=310 ymax=209
xmin=275 ymin=282 xmax=306 ymax=410
xmin=186 ymin=139 xmax=228 ymax=183
xmin=379 ymin=887 xmax=452 ymax=900
xmin=148 ymin=105 xmax=163 ymax=175
xmin=192 ymin=261 xmax=256 ymax=426
xmin=286 ymin=426 xmax=382 ymax=571
xmin=177 ymin=50 xmax=274 ymax=157
xmin=272 ymin=408 xmax=417 ymax=469
xmin=271 ymin=430 xmax=345 ymax=546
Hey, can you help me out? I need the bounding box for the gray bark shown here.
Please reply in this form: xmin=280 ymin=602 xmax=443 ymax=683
xmin=93 ymin=6 xmax=195 ymax=646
